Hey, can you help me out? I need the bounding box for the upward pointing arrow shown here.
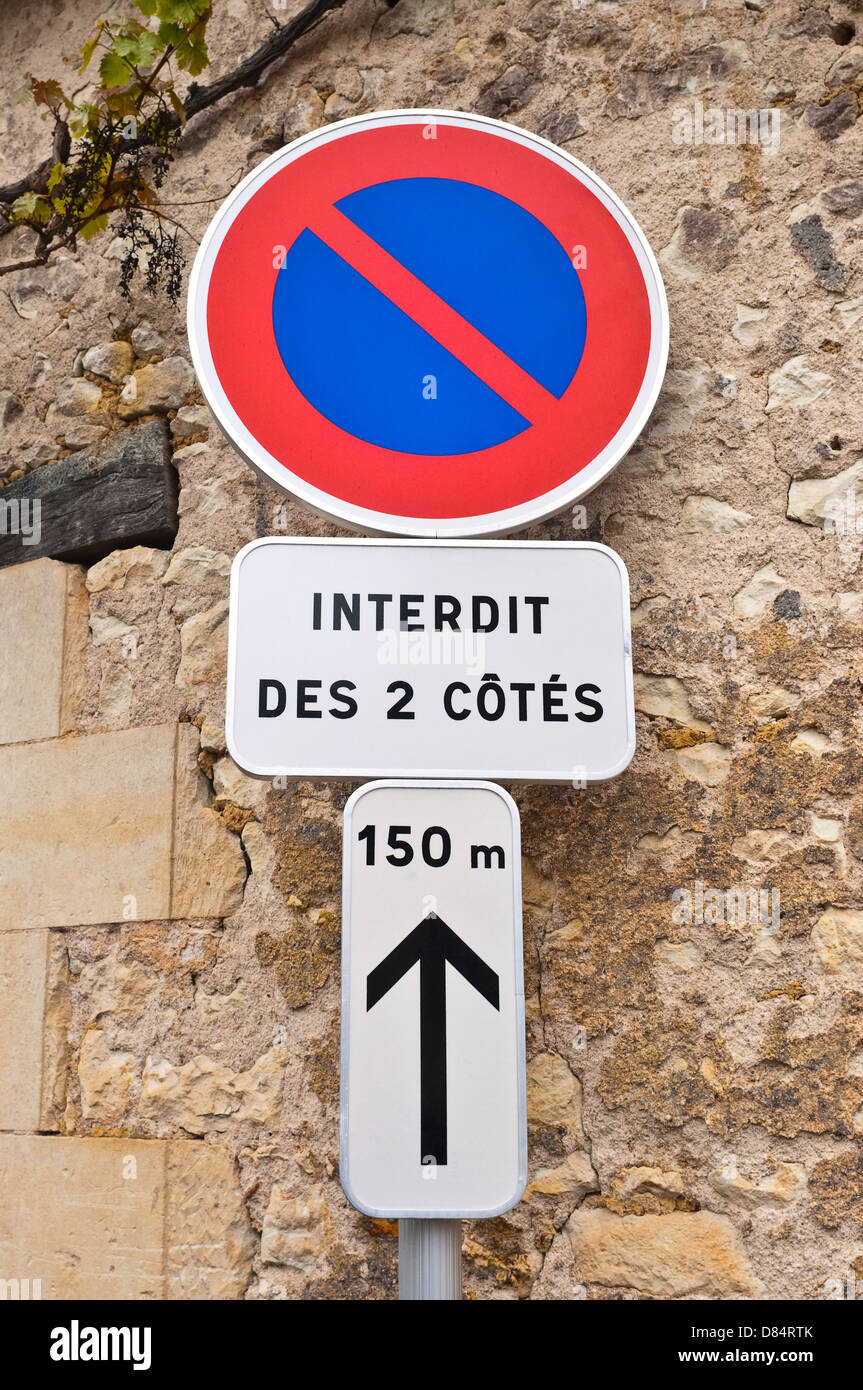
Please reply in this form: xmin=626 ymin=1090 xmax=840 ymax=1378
xmin=367 ymin=913 xmax=500 ymax=1167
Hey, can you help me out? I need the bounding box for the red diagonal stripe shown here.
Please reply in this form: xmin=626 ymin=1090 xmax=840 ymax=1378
xmin=309 ymin=203 xmax=558 ymax=425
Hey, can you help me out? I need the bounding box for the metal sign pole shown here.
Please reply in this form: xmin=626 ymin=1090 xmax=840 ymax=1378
xmin=399 ymin=1219 xmax=462 ymax=1300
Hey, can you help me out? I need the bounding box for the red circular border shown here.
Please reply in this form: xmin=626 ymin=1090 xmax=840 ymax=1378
xmin=205 ymin=122 xmax=652 ymax=520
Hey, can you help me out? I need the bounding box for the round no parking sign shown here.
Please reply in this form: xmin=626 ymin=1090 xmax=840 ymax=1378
xmin=188 ymin=109 xmax=667 ymax=537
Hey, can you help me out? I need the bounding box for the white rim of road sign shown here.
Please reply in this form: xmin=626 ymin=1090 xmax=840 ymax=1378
xmin=225 ymin=536 xmax=636 ymax=783
xmin=188 ymin=108 xmax=669 ymax=539
xmin=339 ymin=778 xmax=527 ymax=1220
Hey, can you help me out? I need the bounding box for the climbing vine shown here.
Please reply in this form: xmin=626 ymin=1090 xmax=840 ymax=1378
xmin=0 ymin=0 xmax=362 ymax=300
xmin=5 ymin=1 xmax=211 ymax=302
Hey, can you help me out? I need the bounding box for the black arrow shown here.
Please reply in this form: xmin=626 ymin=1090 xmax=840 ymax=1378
xmin=366 ymin=913 xmax=499 ymax=1166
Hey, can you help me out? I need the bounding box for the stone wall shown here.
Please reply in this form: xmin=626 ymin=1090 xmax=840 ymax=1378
xmin=1 ymin=0 xmax=862 ymax=1300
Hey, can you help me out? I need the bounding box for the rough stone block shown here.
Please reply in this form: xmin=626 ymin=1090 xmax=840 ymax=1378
xmin=165 ymin=1141 xmax=254 ymax=1298
xmin=171 ymin=723 xmax=247 ymax=919
xmin=566 ymin=1208 xmax=765 ymax=1299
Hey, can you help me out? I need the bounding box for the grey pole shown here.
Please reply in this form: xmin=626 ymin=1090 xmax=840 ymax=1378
xmin=398 ymin=1219 xmax=462 ymax=1299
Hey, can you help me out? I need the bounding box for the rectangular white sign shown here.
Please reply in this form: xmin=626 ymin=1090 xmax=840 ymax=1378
xmin=340 ymin=780 xmax=525 ymax=1218
xmin=226 ymin=538 xmax=634 ymax=782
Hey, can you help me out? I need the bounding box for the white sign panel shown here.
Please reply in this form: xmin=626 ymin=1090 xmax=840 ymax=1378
xmin=340 ymin=780 xmax=525 ymax=1218
xmin=227 ymin=538 xmax=634 ymax=782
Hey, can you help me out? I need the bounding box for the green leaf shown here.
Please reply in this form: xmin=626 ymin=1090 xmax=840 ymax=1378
xmin=99 ymin=50 xmax=131 ymax=89
xmin=80 ymin=213 xmax=109 ymax=242
xmin=175 ymin=33 xmax=209 ymax=75
xmin=158 ymin=0 xmax=202 ymax=21
xmin=157 ymin=21 xmax=184 ymax=46
xmin=68 ymin=103 xmax=98 ymax=137
xmin=79 ymin=34 xmax=100 ymax=72
xmin=113 ymin=31 xmax=161 ymax=65
xmin=136 ymin=30 xmax=163 ymax=65
xmin=113 ymin=35 xmax=142 ymax=59
xmin=135 ymin=0 xmax=158 ymax=15
xmin=10 ymin=192 xmax=39 ymax=219
xmin=10 ymin=192 xmax=51 ymax=225
xmin=47 ymin=161 xmax=66 ymax=191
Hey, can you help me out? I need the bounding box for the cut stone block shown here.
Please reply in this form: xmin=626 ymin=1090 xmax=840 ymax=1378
xmin=0 ymin=1135 xmax=165 ymax=1299
xmin=0 ymin=1135 xmax=253 ymax=1299
xmin=0 ymin=725 xmax=175 ymax=931
xmin=0 ymin=932 xmax=47 ymax=1130
xmin=0 ymin=928 xmax=68 ymax=1131
xmin=0 ymin=723 xmax=246 ymax=930
xmin=0 ymin=558 xmax=87 ymax=744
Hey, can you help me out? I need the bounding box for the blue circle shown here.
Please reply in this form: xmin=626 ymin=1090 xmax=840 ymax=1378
xmin=272 ymin=177 xmax=587 ymax=456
